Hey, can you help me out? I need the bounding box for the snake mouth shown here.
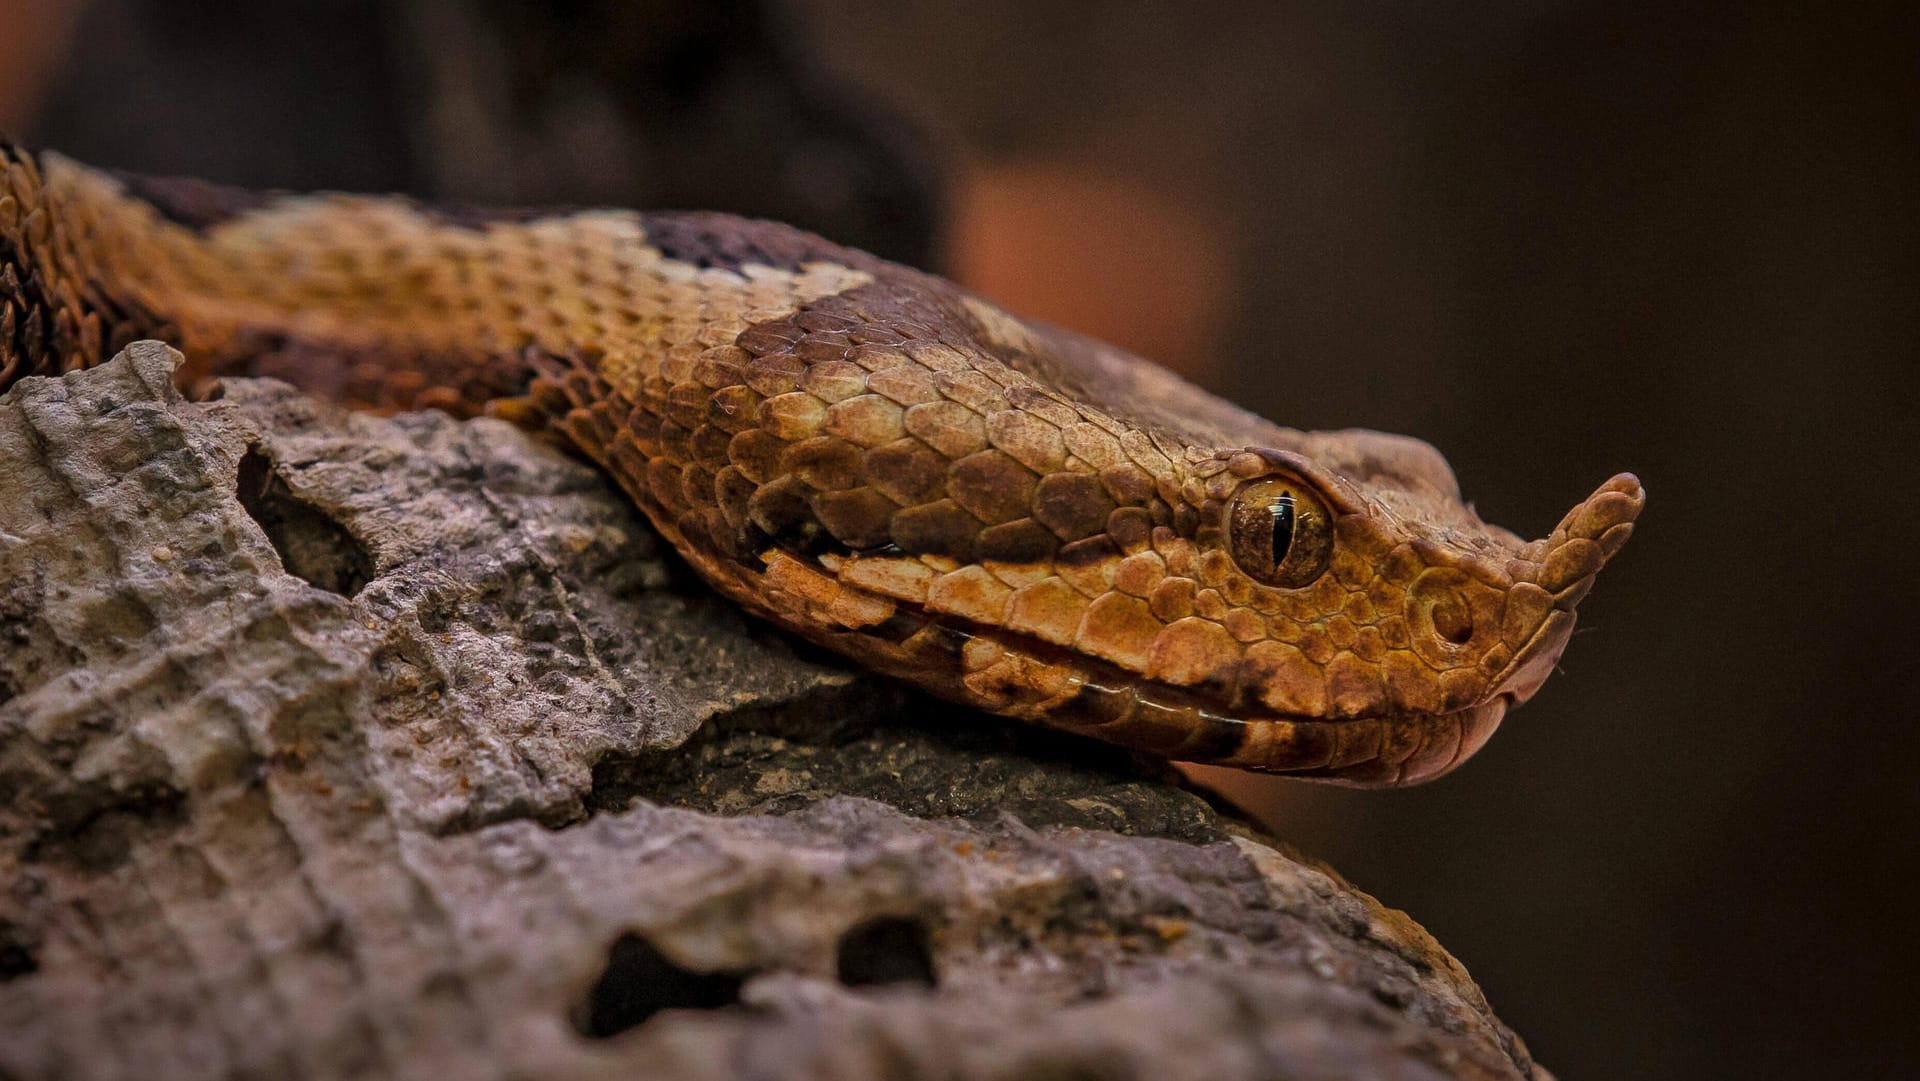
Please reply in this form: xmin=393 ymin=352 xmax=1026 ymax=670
xmin=878 ymin=610 xmax=1515 ymax=787
xmin=1057 ymin=661 xmax=1513 ymax=787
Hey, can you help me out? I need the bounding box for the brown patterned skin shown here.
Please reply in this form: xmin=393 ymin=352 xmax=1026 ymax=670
xmin=0 ymin=142 xmax=1643 ymax=785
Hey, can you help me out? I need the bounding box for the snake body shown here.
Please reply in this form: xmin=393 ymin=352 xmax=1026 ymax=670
xmin=0 ymin=143 xmax=1643 ymax=785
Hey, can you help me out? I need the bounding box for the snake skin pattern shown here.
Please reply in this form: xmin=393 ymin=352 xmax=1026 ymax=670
xmin=0 ymin=143 xmax=1643 ymax=785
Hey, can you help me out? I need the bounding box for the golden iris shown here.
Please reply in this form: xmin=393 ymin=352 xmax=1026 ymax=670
xmin=1226 ymin=476 xmax=1335 ymax=588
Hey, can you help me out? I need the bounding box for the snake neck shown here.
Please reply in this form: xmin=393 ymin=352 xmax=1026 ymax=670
xmin=4 ymin=142 xmax=152 ymax=389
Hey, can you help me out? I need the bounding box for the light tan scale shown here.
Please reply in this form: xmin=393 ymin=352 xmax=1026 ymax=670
xmin=0 ymin=143 xmax=1644 ymax=785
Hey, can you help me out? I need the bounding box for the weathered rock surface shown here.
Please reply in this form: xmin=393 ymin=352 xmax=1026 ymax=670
xmin=0 ymin=345 xmax=1545 ymax=1080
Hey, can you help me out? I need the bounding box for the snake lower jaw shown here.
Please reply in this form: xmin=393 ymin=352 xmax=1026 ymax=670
xmin=1248 ymin=698 xmax=1514 ymax=787
xmin=841 ymin=604 xmax=1551 ymax=786
xmin=1125 ymin=693 xmax=1514 ymax=788
xmin=992 ymin=648 xmax=1516 ymax=787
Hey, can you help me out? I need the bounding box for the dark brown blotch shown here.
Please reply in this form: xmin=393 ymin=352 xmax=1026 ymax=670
xmin=1032 ymin=472 xmax=1117 ymax=541
xmin=560 ymin=409 xmax=610 ymax=462
xmin=1055 ymin=535 xmax=1122 ymax=571
xmin=793 ymin=334 xmax=855 ymax=364
xmin=743 ymin=353 xmax=807 ymax=396
xmin=1106 ymin=507 xmax=1155 ymax=551
xmin=640 ymin=211 xmax=885 ymax=275
xmin=975 ymin=518 xmax=1059 ymax=565
xmin=726 ymin=428 xmax=788 ymax=484
xmin=862 ymin=438 xmax=949 ymax=506
xmin=666 ymin=380 xmax=710 ymax=429
xmin=749 ymin=475 xmax=833 ymax=555
xmin=1099 ymin=463 xmax=1157 ymax=506
xmin=705 ymin=385 xmax=762 ymax=434
xmin=646 ymin=458 xmax=689 ymax=515
xmin=889 ymin=499 xmax=981 ymax=561
xmin=946 ymin=449 xmax=1036 ymax=526
xmin=678 ymin=462 xmax=721 ymax=513
xmin=607 ymin=436 xmax=651 ymax=498
xmin=847 ymin=322 xmax=907 ymax=347
xmin=713 ymin=466 xmax=759 ymax=531
xmin=625 ymin=405 xmax=663 ymax=454
xmin=794 ymin=308 xmax=864 ymax=334
xmin=691 ymin=344 xmax=750 ymax=383
xmin=109 ymin=170 xmax=275 ymax=232
xmin=657 ymin=420 xmax=695 ymax=462
xmin=810 ymin=486 xmax=899 ymax=550
xmin=986 ymin=408 xmax=1066 ymax=474
xmin=688 ymin=422 xmax=735 ymax=466
xmin=783 ymin=436 xmax=863 ymax=491
xmin=737 ymin=321 xmax=804 ymax=358
xmin=1004 ymin=385 xmax=1081 ymax=427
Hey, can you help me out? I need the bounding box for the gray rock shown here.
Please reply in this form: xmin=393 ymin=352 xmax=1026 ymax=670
xmin=0 ymin=344 xmax=1545 ymax=1080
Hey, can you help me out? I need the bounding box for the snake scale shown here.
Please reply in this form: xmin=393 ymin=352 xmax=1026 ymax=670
xmin=0 ymin=142 xmax=1642 ymax=785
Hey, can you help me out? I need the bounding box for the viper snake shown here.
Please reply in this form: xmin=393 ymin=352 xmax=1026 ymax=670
xmin=0 ymin=143 xmax=1643 ymax=785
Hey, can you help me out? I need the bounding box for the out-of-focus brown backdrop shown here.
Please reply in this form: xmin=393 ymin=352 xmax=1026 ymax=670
xmin=5 ymin=2 xmax=1913 ymax=1077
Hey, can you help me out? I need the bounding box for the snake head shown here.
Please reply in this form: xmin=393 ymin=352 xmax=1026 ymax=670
xmin=1153 ymin=433 xmax=1643 ymax=784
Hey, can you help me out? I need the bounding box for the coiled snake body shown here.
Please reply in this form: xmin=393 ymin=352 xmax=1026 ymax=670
xmin=0 ymin=143 xmax=1643 ymax=785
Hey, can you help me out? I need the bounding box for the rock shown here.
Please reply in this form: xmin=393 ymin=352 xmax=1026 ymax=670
xmin=0 ymin=344 xmax=1546 ymax=1080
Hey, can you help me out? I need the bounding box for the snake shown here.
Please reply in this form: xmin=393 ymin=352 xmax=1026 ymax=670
xmin=0 ymin=141 xmax=1643 ymax=786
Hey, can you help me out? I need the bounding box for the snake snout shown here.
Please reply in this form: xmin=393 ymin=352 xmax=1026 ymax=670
xmin=1488 ymin=472 xmax=1645 ymax=705
xmin=1519 ymin=472 xmax=1645 ymax=602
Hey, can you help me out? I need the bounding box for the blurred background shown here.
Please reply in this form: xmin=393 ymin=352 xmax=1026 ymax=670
xmin=3 ymin=1 xmax=1913 ymax=1077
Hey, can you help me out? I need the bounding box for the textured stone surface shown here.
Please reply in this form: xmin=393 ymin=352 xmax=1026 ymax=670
xmin=0 ymin=345 xmax=1545 ymax=1080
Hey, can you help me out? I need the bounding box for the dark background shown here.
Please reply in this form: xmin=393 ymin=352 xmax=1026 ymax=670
xmin=4 ymin=2 xmax=1913 ymax=1077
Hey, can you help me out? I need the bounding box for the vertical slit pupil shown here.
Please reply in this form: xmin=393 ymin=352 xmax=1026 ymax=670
xmin=1269 ymin=492 xmax=1296 ymax=569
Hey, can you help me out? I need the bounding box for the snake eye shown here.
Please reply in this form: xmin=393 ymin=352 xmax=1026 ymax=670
xmin=1226 ymin=476 xmax=1335 ymax=588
